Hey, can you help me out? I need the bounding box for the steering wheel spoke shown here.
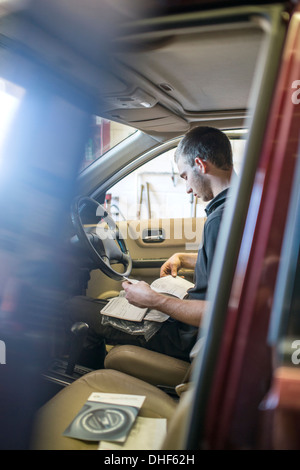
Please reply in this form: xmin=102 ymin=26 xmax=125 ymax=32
xmin=71 ymin=196 xmax=132 ymax=280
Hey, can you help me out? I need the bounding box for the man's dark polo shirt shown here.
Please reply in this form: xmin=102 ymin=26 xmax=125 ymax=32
xmin=187 ymin=188 xmax=229 ymax=300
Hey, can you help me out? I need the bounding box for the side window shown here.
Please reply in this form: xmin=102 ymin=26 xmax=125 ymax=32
xmin=106 ymin=135 xmax=247 ymax=222
xmin=107 ymin=148 xmax=190 ymax=221
xmin=80 ymin=117 xmax=136 ymax=171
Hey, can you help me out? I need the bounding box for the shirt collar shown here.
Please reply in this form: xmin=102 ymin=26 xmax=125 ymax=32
xmin=205 ymin=188 xmax=229 ymax=217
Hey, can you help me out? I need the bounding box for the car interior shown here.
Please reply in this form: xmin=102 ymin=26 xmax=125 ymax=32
xmin=0 ymin=0 xmax=299 ymax=451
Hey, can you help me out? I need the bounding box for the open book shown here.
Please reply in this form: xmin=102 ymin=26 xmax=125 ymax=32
xmin=100 ymin=275 xmax=194 ymax=322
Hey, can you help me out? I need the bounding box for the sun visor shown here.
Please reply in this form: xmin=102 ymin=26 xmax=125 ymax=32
xmin=104 ymin=104 xmax=189 ymax=133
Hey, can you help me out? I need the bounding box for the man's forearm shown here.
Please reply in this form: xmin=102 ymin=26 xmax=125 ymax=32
xmin=151 ymin=292 xmax=206 ymax=327
xmin=177 ymin=252 xmax=198 ymax=270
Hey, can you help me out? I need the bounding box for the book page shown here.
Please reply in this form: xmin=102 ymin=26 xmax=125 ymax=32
xmin=100 ymin=296 xmax=147 ymax=322
xmin=98 ymin=416 xmax=167 ymax=450
xmin=150 ymin=275 xmax=194 ymax=299
xmin=144 ymin=309 xmax=169 ymax=322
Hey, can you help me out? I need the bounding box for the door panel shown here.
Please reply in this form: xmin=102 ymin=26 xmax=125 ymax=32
xmin=87 ymin=216 xmax=205 ymax=298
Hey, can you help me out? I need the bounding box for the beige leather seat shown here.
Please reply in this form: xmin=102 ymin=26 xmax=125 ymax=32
xmin=31 ymin=339 xmax=203 ymax=450
xmin=31 ymin=368 xmax=194 ymax=450
xmin=104 ymin=345 xmax=191 ymax=388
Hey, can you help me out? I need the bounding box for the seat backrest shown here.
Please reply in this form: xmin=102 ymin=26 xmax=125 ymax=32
xmin=161 ymin=386 xmax=195 ymax=449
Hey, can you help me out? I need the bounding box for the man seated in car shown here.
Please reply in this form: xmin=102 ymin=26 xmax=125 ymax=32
xmin=66 ymin=126 xmax=234 ymax=365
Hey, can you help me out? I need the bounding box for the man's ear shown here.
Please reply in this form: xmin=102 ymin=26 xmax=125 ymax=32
xmin=194 ymin=157 xmax=207 ymax=174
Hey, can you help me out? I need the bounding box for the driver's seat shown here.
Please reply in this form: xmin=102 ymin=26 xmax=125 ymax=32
xmin=104 ymin=344 xmax=191 ymax=392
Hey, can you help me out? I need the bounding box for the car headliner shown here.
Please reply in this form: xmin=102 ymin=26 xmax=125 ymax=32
xmin=0 ymin=0 xmax=272 ymax=140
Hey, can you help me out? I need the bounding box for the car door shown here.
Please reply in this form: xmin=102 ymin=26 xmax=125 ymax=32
xmin=85 ymin=130 xmax=247 ymax=299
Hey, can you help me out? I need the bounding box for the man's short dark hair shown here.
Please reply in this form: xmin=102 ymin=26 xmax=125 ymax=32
xmin=175 ymin=126 xmax=233 ymax=170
